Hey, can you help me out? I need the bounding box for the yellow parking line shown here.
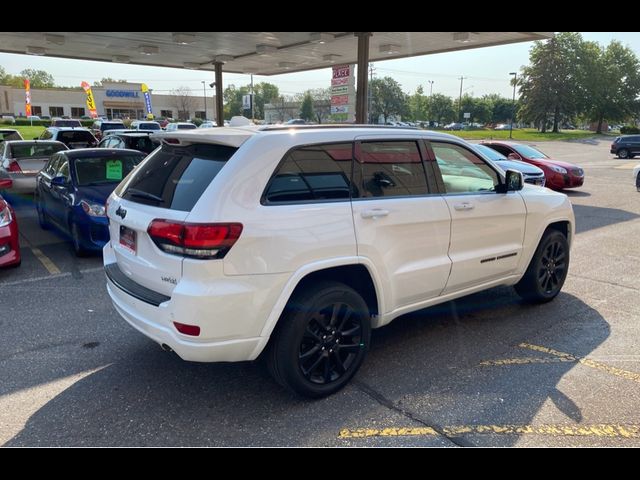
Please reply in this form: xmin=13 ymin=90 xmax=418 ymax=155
xmin=480 ymin=357 xmax=573 ymax=366
xmin=519 ymin=343 xmax=640 ymax=384
xmin=30 ymin=247 xmax=61 ymax=275
xmin=339 ymin=424 xmax=640 ymax=439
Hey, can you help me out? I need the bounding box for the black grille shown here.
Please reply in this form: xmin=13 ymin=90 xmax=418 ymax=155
xmin=105 ymin=263 xmax=171 ymax=307
xmin=571 ymin=168 xmax=584 ymax=176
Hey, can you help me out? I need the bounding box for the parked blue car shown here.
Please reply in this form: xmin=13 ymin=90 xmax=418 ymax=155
xmin=35 ymin=148 xmax=145 ymax=255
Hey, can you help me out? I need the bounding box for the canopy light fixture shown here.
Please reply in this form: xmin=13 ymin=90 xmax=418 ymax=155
xmin=183 ymin=62 xmax=201 ymax=69
xmin=323 ymin=54 xmax=341 ymax=63
xmin=172 ymin=33 xmax=196 ymax=45
xmin=256 ymin=44 xmax=277 ymax=55
xmin=278 ymin=61 xmax=296 ymax=69
xmin=112 ymin=55 xmax=131 ymax=63
xmin=453 ymin=32 xmax=474 ymax=43
xmin=139 ymin=45 xmax=159 ymax=55
xmin=44 ymin=34 xmax=65 ymax=45
xmin=26 ymin=46 xmax=46 ymax=56
xmin=379 ymin=44 xmax=401 ymax=55
xmin=310 ymin=32 xmax=335 ymax=44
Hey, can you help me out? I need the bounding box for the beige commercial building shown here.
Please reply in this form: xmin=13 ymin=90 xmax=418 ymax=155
xmin=0 ymin=81 xmax=214 ymax=120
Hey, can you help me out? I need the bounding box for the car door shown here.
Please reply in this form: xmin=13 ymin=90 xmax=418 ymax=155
xmin=630 ymin=136 xmax=640 ymax=156
xmin=428 ymin=141 xmax=526 ymax=294
xmin=49 ymin=157 xmax=73 ymax=228
xmin=351 ymin=137 xmax=451 ymax=312
xmin=37 ymin=154 xmax=62 ymax=217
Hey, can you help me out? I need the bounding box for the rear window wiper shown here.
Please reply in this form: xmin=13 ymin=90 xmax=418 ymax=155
xmin=126 ymin=188 xmax=163 ymax=202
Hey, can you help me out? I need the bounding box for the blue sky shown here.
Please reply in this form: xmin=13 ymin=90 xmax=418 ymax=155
xmin=1 ymin=32 xmax=639 ymax=99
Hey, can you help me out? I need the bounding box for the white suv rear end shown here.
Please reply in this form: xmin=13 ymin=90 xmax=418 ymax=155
xmin=105 ymin=126 xmax=574 ymax=398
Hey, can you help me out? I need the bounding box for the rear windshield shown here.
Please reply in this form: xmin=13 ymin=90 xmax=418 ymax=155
xmin=138 ymin=122 xmax=161 ymax=131
xmin=58 ymin=131 xmax=95 ymax=144
xmin=54 ymin=120 xmax=82 ymax=128
xmin=114 ymin=143 xmax=237 ymax=211
xmin=102 ymin=123 xmax=124 ymax=132
xmin=9 ymin=143 xmax=67 ymax=158
xmin=177 ymin=124 xmax=197 ymax=130
xmin=74 ymin=154 xmax=144 ymax=186
xmin=125 ymin=136 xmax=159 ymax=154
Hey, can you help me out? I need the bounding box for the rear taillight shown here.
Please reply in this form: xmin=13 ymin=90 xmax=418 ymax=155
xmin=148 ymin=220 xmax=243 ymax=259
xmin=0 ymin=199 xmax=12 ymax=227
xmin=7 ymin=161 xmax=21 ymax=173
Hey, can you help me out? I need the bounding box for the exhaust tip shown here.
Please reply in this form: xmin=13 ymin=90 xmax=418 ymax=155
xmin=161 ymin=343 xmax=173 ymax=353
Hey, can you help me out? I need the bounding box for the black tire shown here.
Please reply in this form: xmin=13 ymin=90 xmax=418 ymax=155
xmin=515 ymin=229 xmax=569 ymax=303
xmin=36 ymin=200 xmax=50 ymax=230
xmin=267 ymin=281 xmax=371 ymax=398
xmin=618 ymin=148 xmax=630 ymax=159
xmin=636 ymin=172 xmax=640 ymax=192
xmin=71 ymin=222 xmax=89 ymax=257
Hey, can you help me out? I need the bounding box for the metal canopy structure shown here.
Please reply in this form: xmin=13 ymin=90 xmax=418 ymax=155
xmin=0 ymin=32 xmax=553 ymax=124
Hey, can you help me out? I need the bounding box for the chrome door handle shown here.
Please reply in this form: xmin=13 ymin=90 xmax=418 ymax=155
xmin=453 ymin=202 xmax=474 ymax=211
xmin=361 ymin=209 xmax=390 ymax=219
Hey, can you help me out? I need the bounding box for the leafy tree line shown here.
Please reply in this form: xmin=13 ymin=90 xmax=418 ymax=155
xmin=0 ymin=67 xmax=56 ymax=88
xmin=517 ymin=32 xmax=640 ymax=133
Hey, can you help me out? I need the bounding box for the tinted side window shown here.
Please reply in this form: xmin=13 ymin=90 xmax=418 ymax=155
xmin=353 ymin=141 xmax=427 ymax=198
xmin=57 ymin=159 xmax=70 ymax=181
xmin=431 ymin=142 xmax=499 ymax=194
xmin=115 ymin=143 xmax=238 ymax=211
xmin=40 ymin=129 xmax=53 ymax=140
xmin=485 ymin=144 xmax=511 ymax=156
xmin=263 ymin=143 xmax=353 ymax=204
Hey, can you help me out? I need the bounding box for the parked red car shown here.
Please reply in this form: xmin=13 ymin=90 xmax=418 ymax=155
xmin=481 ymin=141 xmax=584 ymax=190
xmin=0 ymin=178 xmax=20 ymax=267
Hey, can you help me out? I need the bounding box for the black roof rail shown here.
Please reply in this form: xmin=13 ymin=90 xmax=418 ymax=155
xmin=258 ymin=124 xmax=420 ymax=132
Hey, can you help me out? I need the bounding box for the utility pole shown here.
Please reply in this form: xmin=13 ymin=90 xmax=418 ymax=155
xmin=458 ymin=76 xmax=467 ymax=122
xmin=250 ymin=73 xmax=254 ymax=122
xmin=509 ymin=72 xmax=517 ymax=139
xmin=368 ymin=63 xmax=376 ymax=124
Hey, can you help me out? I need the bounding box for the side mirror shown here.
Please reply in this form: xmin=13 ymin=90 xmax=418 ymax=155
xmin=0 ymin=178 xmax=12 ymax=189
xmin=503 ymin=169 xmax=523 ymax=192
xmin=507 ymin=153 xmax=521 ymax=161
xmin=51 ymin=176 xmax=68 ymax=188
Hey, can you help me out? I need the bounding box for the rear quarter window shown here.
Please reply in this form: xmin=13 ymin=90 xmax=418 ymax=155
xmin=115 ymin=143 xmax=237 ymax=211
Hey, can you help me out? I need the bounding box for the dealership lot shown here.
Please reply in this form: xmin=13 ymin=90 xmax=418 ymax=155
xmin=1 ymin=136 xmax=639 ymax=447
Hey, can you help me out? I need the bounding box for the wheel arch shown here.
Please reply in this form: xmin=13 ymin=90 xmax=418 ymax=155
xmin=251 ymin=259 xmax=384 ymax=359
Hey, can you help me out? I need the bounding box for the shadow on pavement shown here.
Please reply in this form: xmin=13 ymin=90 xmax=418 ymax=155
xmin=572 ymin=204 xmax=639 ymax=234
xmin=4 ymin=285 xmax=609 ymax=447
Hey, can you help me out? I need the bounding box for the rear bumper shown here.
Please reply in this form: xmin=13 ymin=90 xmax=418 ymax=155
xmin=103 ymin=242 xmax=289 ymax=362
xmin=5 ymin=175 xmax=36 ymax=193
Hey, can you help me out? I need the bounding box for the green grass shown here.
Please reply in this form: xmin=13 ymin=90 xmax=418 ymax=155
xmin=445 ymin=128 xmax=613 ymax=142
xmin=2 ymin=125 xmax=46 ymax=139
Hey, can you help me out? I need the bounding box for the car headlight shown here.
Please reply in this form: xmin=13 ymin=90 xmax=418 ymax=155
xmin=550 ymin=165 xmax=567 ymax=174
xmin=80 ymin=200 xmax=106 ymax=217
xmin=0 ymin=200 xmax=12 ymax=227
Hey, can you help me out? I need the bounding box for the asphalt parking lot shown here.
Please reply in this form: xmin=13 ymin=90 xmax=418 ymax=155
xmin=1 ymin=136 xmax=639 ymax=447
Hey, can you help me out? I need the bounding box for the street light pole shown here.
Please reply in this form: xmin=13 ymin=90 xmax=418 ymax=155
xmin=458 ymin=76 xmax=466 ymax=122
xmin=428 ymin=80 xmax=434 ymax=96
xmin=201 ymin=81 xmax=207 ymax=120
xmin=509 ymin=72 xmax=517 ymax=139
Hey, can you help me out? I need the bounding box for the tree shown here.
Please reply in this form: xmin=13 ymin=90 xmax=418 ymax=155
xmin=300 ymin=92 xmax=314 ymax=121
xmin=19 ymin=69 xmax=55 ymax=88
xmin=370 ymin=76 xmax=407 ymax=123
xmin=93 ymin=77 xmax=128 ymax=87
xmin=0 ymin=66 xmax=11 ymax=85
xmin=407 ymin=85 xmax=429 ymax=122
xmin=307 ymin=88 xmax=331 ymax=124
xmin=518 ymin=32 xmax=583 ymax=132
xmin=253 ymin=82 xmax=279 ymax=119
xmin=428 ymin=93 xmax=455 ymax=125
xmin=454 ymin=94 xmax=491 ymax=124
xmin=169 ymin=86 xmax=197 ymax=120
xmin=482 ymin=94 xmax=515 ymax=124
xmin=580 ymin=40 xmax=640 ymax=133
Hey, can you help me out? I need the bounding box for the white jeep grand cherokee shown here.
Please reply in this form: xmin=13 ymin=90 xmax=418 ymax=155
xmin=104 ymin=126 xmax=574 ymax=398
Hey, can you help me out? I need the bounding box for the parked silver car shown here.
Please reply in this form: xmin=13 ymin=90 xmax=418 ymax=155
xmin=0 ymin=140 xmax=68 ymax=192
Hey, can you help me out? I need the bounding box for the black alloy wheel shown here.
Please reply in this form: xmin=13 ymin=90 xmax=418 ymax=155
xmin=267 ymin=281 xmax=371 ymax=398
